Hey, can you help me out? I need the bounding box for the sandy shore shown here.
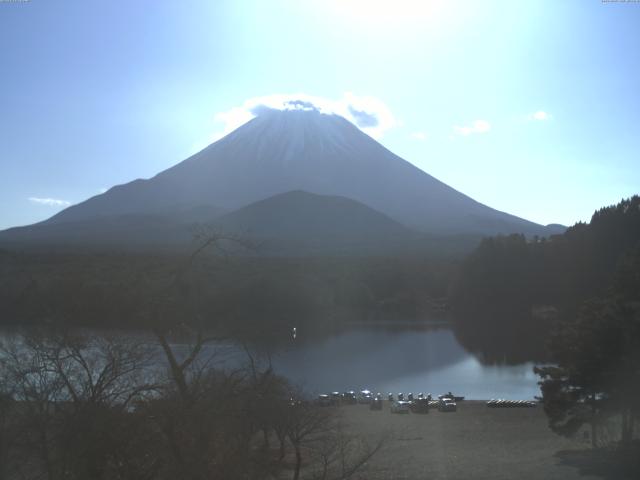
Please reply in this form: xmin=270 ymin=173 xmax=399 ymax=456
xmin=327 ymin=401 xmax=627 ymax=480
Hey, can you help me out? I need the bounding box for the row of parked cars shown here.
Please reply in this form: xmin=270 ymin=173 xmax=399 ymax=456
xmin=316 ymin=390 xmax=461 ymax=413
xmin=390 ymin=392 xmax=459 ymax=414
xmin=316 ymin=389 xmax=377 ymax=407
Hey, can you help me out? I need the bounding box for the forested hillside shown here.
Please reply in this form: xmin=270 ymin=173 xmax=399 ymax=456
xmin=450 ymin=196 xmax=640 ymax=362
xmin=0 ymin=249 xmax=455 ymax=345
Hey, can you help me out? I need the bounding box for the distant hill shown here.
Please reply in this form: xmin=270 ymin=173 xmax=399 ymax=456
xmin=212 ymin=190 xmax=422 ymax=255
xmin=540 ymin=223 xmax=566 ymax=236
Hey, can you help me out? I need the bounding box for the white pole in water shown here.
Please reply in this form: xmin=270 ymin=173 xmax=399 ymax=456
xmin=292 ymin=327 xmax=297 ymax=340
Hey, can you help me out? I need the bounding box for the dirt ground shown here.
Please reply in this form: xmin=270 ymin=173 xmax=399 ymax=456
xmin=327 ymin=401 xmax=636 ymax=480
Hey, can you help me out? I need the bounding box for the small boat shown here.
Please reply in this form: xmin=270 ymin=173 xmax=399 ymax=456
xmin=486 ymin=399 xmax=536 ymax=408
xmin=438 ymin=392 xmax=464 ymax=402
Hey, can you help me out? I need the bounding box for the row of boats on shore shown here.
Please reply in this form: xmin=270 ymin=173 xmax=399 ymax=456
xmin=316 ymin=390 xmax=463 ymax=413
xmin=315 ymin=390 xmax=538 ymax=412
xmin=486 ymin=399 xmax=537 ymax=408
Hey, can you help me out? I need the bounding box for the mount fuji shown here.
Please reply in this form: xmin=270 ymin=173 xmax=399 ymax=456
xmin=0 ymin=107 xmax=562 ymax=252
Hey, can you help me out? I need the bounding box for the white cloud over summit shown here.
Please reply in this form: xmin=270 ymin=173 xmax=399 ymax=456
xmin=212 ymin=93 xmax=397 ymax=141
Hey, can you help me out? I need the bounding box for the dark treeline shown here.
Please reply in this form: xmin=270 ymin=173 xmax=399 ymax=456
xmin=535 ymin=244 xmax=640 ymax=449
xmin=0 ymin=249 xmax=456 ymax=345
xmin=0 ymin=328 xmax=384 ymax=480
xmin=451 ymin=195 xmax=640 ymax=362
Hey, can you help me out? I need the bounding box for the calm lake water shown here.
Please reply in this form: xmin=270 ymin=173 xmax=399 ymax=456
xmin=1 ymin=324 xmax=541 ymax=401
xmin=217 ymin=324 xmax=542 ymax=401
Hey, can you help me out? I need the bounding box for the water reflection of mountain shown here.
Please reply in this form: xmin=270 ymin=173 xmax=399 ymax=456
xmin=261 ymin=326 xmax=540 ymax=399
xmin=269 ymin=327 xmax=469 ymax=391
xmin=250 ymin=324 xmax=540 ymax=399
xmin=450 ymin=314 xmax=549 ymax=365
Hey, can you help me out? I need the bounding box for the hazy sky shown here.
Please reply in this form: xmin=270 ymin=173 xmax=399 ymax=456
xmin=1 ymin=0 xmax=639 ymax=229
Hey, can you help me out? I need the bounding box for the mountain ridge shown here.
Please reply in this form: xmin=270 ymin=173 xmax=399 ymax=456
xmin=0 ymin=190 xmax=486 ymax=256
xmin=1 ymin=108 xmax=563 ymax=252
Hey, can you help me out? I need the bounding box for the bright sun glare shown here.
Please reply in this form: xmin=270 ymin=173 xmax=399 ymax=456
xmin=326 ymin=0 xmax=450 ymax=26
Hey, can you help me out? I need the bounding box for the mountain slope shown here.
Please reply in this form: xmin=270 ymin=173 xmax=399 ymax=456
xmin=0 ymin=191 xmax=426 ymax=255
xmin=0 ymin=204 xmax=226 ymax=250
xmin=36 ymin=108 xmax=556 ymax=237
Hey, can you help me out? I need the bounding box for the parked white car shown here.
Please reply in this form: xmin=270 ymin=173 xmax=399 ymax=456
xmin=438 ymin=399 xmax=457 ymax=412
xmin=358 ymin=389 xmax=373 ymax=404
xmin=390 ymin=400 xmax=411 ymax=414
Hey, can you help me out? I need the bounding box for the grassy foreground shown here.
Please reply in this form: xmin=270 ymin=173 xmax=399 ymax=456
xmin=313 ymin=401 xmax=636 ymax=480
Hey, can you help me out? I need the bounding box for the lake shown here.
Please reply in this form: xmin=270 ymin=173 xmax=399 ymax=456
xmin=1 ymin=324 xmax=542 ymax=401
xmin=218 ymin=323 xmax=542 ymax=400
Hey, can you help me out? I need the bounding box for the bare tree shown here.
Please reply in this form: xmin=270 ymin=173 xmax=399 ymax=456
xmin=0 ymin=376 xmax=17 ymax=480
xmin=0 ymin=329 xmax=159 ymax=480
xmin=284 ymin=399 xmax=334 ymax=480
xmin=309 ymin=420 xmax=386 ymax=480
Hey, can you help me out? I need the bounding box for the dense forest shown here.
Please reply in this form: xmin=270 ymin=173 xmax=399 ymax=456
xmin=535 ymin=243 xmax=640 ymax=448
xmin=0 ymin=249 xmax=455 ymax=346
xmin=451 ymin=195 xmax=640 ymax=362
